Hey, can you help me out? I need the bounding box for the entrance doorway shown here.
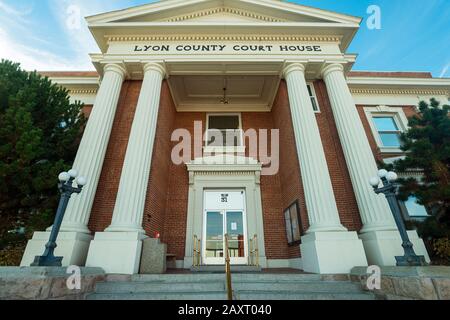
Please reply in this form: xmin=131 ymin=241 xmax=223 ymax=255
xmin=203 ymin=190 xmax=248 ymax=265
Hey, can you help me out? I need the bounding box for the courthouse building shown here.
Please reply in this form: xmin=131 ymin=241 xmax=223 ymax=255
xmin=21 ymin=0 xmax=449 ymax=275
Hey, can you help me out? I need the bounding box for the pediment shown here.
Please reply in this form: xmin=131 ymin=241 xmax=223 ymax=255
xmin=87 ymin=0 xmax=361 ymax=25
xmin=87 ymin=0 xmax=361 ymax=53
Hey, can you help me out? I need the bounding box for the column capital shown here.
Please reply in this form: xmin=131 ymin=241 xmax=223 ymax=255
xmin=321 ymin=63 xmax=345 ymax=78
xmin=142 ymin=62 xmax=166 ymax=78
xmin=103 ymin=63 xmax=127 ymax=78
xmin=283 ymin=63 xmax=306 ymax=78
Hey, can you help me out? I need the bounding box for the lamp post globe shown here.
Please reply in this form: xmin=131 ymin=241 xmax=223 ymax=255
xmin=369 ymin=176 xmax=381 ymax=187
xmin=76 ymin=176 xmax=87 ymax=186
xmin=378 ymin=169 xmax=388 ymax=179
xmin=58 ymin=172 xmax=70 ymax=182
xmin=387 ymin=171 xmax=398 ymax=182
xmin=68 ymin=169 xmax=79 ymax=178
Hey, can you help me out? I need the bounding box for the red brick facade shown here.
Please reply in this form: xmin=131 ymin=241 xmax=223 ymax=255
xmin=88 ymin=81 xmax=141 ymax=232
xmin=85 ymin=78 xmax=414 ymax=261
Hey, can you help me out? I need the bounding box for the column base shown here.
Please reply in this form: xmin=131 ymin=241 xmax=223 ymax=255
xmin=21 ymin=231 xmax=93 ymax=267
xmin=301 ymin=231 xmax=368 ymax=274
xmin=86 ymin=232 xmax=147 ymax=275
xmin=359 ymin=230 xmax=431 ymax=266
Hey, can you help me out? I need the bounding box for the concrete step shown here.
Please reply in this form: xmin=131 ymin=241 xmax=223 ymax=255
xmin=232 ymin=281 xmax=363 ymax=293
xmin=130 ymin=273 xmax=321 ymax=283
xmin=95 ymin=281 xmax=225 ymax=294
xmin=87 ymin=292 xmax=228 ymax=300
xmin=92 ymin=273 xmax=373 ymax=300
xmin=233 ymin=273 xmax=322 ymax=282
xmin=96 ymin=279 xmax=359 ymax=295
xmin=235 ymin=291 xmax=376 ymax=300
xmin=190 ymin=265 xmax=262 ymax=273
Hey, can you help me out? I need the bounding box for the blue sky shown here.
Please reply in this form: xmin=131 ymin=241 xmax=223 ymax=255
xmin=0 ymin=0 xmax=449 ymax=77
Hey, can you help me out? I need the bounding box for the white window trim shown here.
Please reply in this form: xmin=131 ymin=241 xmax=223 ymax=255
xmin=306 ymin=82 xmax=320 ymax=113
xmin=364 ymin=105 xmax=409 ymax=154
xmin=204 ymin=113 xmax=245 ymax=154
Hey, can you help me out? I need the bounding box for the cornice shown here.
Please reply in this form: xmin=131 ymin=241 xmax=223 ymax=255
xmin=350 ymin=88 xmax=450 ymax=96
xmin=162 ymin=7 xmax=287 ymax=23
xmin=68 ymin=88 xmax=98 ymax=95
xmin=106 ymin=34 xmax=342 ymax=43
xmin=192 ymin=171 xmax=258 ymax=176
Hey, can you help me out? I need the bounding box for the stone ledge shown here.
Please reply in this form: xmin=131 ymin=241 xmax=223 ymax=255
xmin=0 ymin=267 xmax=105 ymax=300
xmin=350 ymin=266 xmax=450 ymax=300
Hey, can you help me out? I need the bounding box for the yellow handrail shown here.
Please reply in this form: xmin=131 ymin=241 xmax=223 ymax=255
xmin=193 ymin=235 xmax=201 ymax=267
xmin=225 ymin=234 xmax=233 ymax=301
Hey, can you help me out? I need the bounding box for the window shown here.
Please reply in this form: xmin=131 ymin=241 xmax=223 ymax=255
xmin=372 ymin=116 xmax=402 ymax=148
xmin=364 ymin=106 xmax=409 ymax=153
xmin=206 ymin=114 xmax=242 ymax=147
xmin=404 ymin=196 xmax=429 ymax=218
xmin=284 ymin=201 xmax=302 ymax=245
xmin=306 ymin=83 xmax=320 ymax=112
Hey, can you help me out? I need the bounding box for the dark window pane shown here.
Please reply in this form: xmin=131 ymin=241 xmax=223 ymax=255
xmin=311 ymin=97 xmax=318 ymax=111
xmin=380 ymin=133 xmax=401 ymax=147
xmin=373 ymin=117 xmax=398 ymax=131
xmin=307 ymin=84 xmax=313 ymax=97
xmin=208 ymin=115 xmax=240 ymax=130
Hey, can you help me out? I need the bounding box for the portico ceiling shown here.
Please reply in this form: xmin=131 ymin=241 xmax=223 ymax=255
xmin=168 ymin=74 xmax=280 ymax=112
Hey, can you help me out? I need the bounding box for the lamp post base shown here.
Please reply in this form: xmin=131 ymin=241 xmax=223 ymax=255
xmin=395 ymin=255 xmax=427 ymax=267
xmin=30 ymin=255 xmax=63 ymax=267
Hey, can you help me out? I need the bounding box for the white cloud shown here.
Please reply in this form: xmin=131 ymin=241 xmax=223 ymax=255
xmin=0 ymin=0 xmax=89 ymax=70
xmin=439 ymin=63 xmax=449 ymax=78
xmin=0 ymin=27 xmax=79 ymax=71
xmin=47 ymin=0 xmax=129 ymax=70
xmin=0 ymin=1 xmax=33 ymax=22
xmin=0 ymin=0 xmax=111 ymax=71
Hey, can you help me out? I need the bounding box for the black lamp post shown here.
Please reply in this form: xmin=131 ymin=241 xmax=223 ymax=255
xmin=369 ymin=169 xmax=427 ymax=267
xmin=31 ymin=169 xmax=86 ymax=267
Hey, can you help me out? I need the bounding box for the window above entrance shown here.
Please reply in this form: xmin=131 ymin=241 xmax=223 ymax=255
xmin=207 ymin=114 xmax=242 ymax=147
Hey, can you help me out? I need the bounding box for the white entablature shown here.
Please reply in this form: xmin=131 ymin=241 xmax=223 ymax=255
xmin=87 ymin=0 xmax=361 ymax=53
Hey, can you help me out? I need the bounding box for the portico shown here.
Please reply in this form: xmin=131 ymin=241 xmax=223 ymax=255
xmin=21 ymin=0 xmax=433 ymax=275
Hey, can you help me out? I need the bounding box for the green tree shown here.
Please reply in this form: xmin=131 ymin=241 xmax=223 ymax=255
xmin=0 ymin=59 xmax=86 ymax=241
xmin=390 ymin=98 xmax=450 ymax=240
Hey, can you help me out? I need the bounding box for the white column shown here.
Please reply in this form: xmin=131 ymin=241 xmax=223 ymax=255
xmin=21 ymin=63 xmax=126 ymax=267
xmin=106 ymin=63 xmax=165 ymax=233
xmin=322 ymin=63 xmax=430 ymax=265
xmin=284 ymin=63 xmax=346 ymax=233
xmin=61 ymin=63 xmax=127 ymax=233
xmin=86 ymin=62 xmax=165 ymax=274
xmin=321 ymin=63 xmax=396 ymax=233
xmin=284 ymin=63 xmax=367 ymax=274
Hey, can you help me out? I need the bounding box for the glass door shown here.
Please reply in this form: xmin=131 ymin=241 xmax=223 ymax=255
xmin=204 ymin=211 xmax=224 ymax=265
xmin=202 ymin=190 xmax=248 ymax=265
xmin=226 ymin=211 xmax=247 ymax=265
